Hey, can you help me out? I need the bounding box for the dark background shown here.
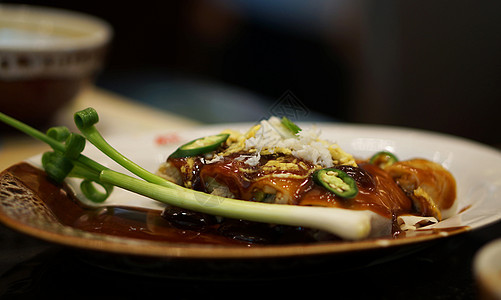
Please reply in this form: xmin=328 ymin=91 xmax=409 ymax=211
xmin=3 ymin=0 xmax=501 ymax=144
xmin=1 ymin=2 xmax=501 ymax=298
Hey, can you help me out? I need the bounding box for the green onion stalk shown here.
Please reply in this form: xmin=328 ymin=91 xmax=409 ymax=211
xmin=0 ymin=108 xmax=377 ymax=240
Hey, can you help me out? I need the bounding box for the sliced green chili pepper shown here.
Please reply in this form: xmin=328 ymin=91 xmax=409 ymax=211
xmin=281 ymin=116 xmax=302 ymax=135
xmin=369 ymin=151 xmax=398 ymax=169
xmin=169 ymin=133 xmax=230 ymax=158
xmin=313 ymin=168 xmax=358 ymax=199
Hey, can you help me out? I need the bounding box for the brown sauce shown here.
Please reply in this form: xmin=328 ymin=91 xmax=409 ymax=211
xmin=2 ymin=163 xmax=338 ymax=246
xmin=169 ymin=153 xmax=314 ymax=199
xmin=300 ymin=163 xmax=413 ymax=218
xmin=1 ymin=163 xmax=465 ymax=246
xmin=2 ymin=163 xmax=245 ymax=245
xmin=170 ymin=154 xmax=414 ymax=219
xmin=386 ymin=159 xmax=457 ymax=212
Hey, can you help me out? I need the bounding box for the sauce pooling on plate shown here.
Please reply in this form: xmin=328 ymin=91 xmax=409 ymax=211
xmin=0 ymin=163 xmax=466 ymax=246
xmin=0 ymin=163 xmax=336 ymax=245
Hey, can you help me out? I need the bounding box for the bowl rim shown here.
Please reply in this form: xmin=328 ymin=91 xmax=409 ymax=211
xmin=0 ymin=4 xmax=112 ymax=52
xmin=473 ymin=238 xmax=501 ymax=297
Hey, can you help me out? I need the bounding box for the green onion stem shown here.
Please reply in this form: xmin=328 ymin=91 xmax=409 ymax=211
xmin=100 ymin=169 xmax=374 ymax=240
xmin=0 ymin=112 xmax=108 ymax=174
xmin=46 ymin=126 xmax=71 ymax=142
xmin=74 ymin=108 xmax=179 ymax=189
xmin=41 ymin=152 xmax=74 ymax=183
xmin=64 ymin=133 xmax=86 ymax=160
xmin=0 ymin=112 xmax=65 ymax=152
xmin=0 ymin=111 xmax=110 ymax=202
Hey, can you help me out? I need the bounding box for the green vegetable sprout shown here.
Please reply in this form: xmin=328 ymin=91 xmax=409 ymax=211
xmin=0 ymin=108 xmax=375 ymax=240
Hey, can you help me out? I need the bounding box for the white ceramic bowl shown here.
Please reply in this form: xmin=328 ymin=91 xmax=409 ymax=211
xmin=474 ymin=239 xmax=501 ymax=299
xmin=0 ymin=4 xmax=112 ymax=128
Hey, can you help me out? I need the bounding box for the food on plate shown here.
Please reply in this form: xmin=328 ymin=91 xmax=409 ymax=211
xmin=385 ymin=159 xmax=457 ymax=220
xmin=157 ymin=116 xmax=457 ymax=242
xmin=0 ymin=109 xmax=458 ymax=244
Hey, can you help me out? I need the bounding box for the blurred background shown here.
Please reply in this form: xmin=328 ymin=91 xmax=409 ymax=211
xmin=1 ymin=0 xmax=500 ymax=145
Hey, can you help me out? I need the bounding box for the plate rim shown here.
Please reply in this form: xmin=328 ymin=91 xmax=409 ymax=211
xmin=0 ymin=203 xmax=470 ymax=259
xmin=1 ymin=122 xmax=500 ymax=259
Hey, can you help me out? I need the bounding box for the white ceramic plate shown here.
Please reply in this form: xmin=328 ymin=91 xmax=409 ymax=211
xmin=3 ymin=123 xmax=501 ymax=262
xmin=56 ymin=122 xmax=501 ymax=231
